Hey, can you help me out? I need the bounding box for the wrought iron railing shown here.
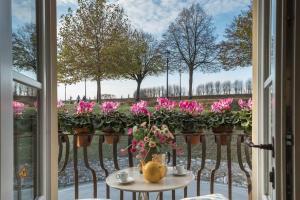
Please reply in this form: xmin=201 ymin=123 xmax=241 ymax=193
xmin=58 ymin=132 xmax=252 ymax=200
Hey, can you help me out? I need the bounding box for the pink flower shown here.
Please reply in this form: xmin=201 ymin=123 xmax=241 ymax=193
xmin=238 ymin=98 xmax=252 ymax=110
xmin=211 ymin=98 xmax=233 ymax=113
xmin=100 ymin=101 xmax=120 ymax=114
xmin=13 ymin=101 xmax=25 ymax=116
xmin=155 ymin=98 xmax=177 ymax=111
xmin=138 ymin=141 xmax=145 ymax=148
xmin=130 ymin=148 xmax=137 ymax=153
xmin=179 ymin=100 xmax=204 ymax=115
xmin=149 ymin=141 xmax=156 ymax=148
xmin=132 ymin=139 xmax=138 ymax=146
xmin=120 ymin=148 xmax=128 ymax=156
xmin=130 ymin=101 xmax=150 ymax=115
xmin=57 ymin=100 xmax=65 ymax=108
xmin=128 ymin=128 xmax=133 ymax=136
xmin=144 ymin=136 xmax=150 ymax=142
xmin=159 ymin=136 xmax=167 ymax=143
xmin=76 ymin=101 xmax=95 ymax=114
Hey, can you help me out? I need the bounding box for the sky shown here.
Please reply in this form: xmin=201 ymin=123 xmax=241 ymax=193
xmin=55 ymin=0 xmax=252 ymax=100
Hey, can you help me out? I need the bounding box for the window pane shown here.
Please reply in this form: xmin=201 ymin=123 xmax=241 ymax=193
xmin=13 ymin=82 xmax=38 ymax=200
xmin=12 ymin=0 xmax=38 ymax=80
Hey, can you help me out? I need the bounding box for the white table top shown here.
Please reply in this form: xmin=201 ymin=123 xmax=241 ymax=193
xmin=106 ymin=167 xmax=194 ymax=193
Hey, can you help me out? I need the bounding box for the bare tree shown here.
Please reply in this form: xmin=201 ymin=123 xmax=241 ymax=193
xmin=120 ymin=30 xmax=165 ymax=101
xmin=245 ymin=79 xmax=252 ymax=93
xmin=222 ymin=81 xmax=231 ymax=94
xmin=161 ymin=3 xmax=219 ymax=99
xmin=215 ymin=81 xmax=221 ymax=94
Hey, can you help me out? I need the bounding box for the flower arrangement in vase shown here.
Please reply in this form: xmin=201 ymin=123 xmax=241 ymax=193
xmin=71 ymin=101 xmax=95 ymax=147
xmin=93 ymin=101 xmax=127 ymax=144
xmin=178 ymin=100 xmax=205 ymax=144
xmin=208 ymin=98 xmax=238 ymax=145
xmin=123 ymin=122 xmax=180 ymax=183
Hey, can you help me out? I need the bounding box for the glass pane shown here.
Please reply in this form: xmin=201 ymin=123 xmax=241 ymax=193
xmin=13 ymin=82 xmax=39 ymax=200
xmin=12 ymin=0 xmax=38 ymax=80
xmin=269 ymin=0 xmax=276 ymax=75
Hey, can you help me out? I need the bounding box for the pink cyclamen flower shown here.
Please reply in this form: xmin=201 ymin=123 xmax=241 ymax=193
xmin=238 ymin=98 xmax=252 ymax=110
xmin=211 ymin=98 xmax=233 ymax=113
xmin=57 ymin=100 xmax=65 ymax=108
xmin=13 ymin=101 xmax=25 ymax=116
xmin=179 ymin=100 xmax=204 ymax=115
xmin=76 ymin=101 xmax=95 ymax=114
xmin=155 ymin=98 xmax=177 ymax=111
xmin=130 ymin=100 xmax=150 ymax=115
xmin=101 ymin=101 xmax=120 ymax=114
xmin=127 ymin=128 xmax=133 ymax=136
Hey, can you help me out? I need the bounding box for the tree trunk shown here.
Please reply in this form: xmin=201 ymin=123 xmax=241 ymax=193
xmin=136 ymin=79 xmax=142 ymax=101
xmin=64 ymin=84 xmax=67 ymax=101
xmin=96 ymin=78 xmax=101 ymax=103
xmin=188 ymin=68 xmax=194 ymax=99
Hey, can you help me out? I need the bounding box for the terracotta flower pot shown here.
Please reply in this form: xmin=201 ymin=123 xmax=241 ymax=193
xmin=104 ymin=134 xmax=119 ymax=144
xmin=102 ymin=127 xmax=120 ymax=144
xmin=74 ymin=127 xmax=93 ymax=148
xmin=183 ymin=128 xmax=203 ymax=145
xmin=212 ymin=126 xmax=233 ymax=145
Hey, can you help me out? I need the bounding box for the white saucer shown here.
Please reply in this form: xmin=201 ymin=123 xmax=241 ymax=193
xmin=173 ymin=171 xmax=188 ymax=176
xmin=117 ymin=177 xmax=135 ymax=184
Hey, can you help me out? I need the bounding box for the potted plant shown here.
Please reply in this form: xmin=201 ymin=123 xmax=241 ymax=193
xmin=209 ymin=98 xmax=237 ymax=145
xmin=178 ymin=100 xmax=205 ymax=145
xmin=13 ymin=101 xmax=38 ymax=134
xmin=94 ymin=101 xmax=127 ymax=144
xmin=152 ymin=98 xmax=179 ymax=133
xmin=236 ymin=98 xmax=252 ymax=135
xmin=57 ymin=101 xmax=70 ymax=142
xmin=128 ymin=100 xmax=151 ymax=127
xmin=71 ymin=101 xmax=95 ymax=147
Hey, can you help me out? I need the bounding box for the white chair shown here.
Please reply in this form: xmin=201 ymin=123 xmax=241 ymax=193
xmin=181 ymin=194 xmax=228 ymax=200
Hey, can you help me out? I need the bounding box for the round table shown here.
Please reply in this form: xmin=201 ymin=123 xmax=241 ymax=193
xmin=106 ymin=167 xmax=194 ymax=200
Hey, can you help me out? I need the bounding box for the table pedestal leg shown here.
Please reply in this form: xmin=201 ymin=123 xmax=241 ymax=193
xmin=138 ymin=192 xmax=149 ymax=200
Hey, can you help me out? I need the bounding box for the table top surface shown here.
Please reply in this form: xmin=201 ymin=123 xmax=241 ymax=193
xmin=106 ymin=167 xmax=194 ymax=193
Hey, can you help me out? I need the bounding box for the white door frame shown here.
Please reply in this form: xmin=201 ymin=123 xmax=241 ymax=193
xmin=293 ymin=0 xmax=300 ymax=199
xmin=252 ymin=0 xmax=286 ymax=199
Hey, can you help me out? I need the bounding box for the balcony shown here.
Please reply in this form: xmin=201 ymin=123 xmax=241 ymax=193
xmin=57 ymin=131 xmax=252 ymax=200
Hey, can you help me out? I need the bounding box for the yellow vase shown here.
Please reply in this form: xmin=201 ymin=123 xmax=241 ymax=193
xmin=142 ymin=161 xmax=166 ymax=183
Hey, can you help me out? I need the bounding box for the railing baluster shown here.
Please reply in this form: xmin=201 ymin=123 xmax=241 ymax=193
xmin=83 ymin=146 xmax=97 ymax=198
xmin=184 ymin=135 xmax=192 ymax=197
xmin=197 ymin=134 xmax=206 ymax=196
xmin=237 ymin=135 xmax=252 ymax=200
xmin=172 ymin=137 xmax=177 ymax=200
xmin=58 ymin=134 xmax=63 ymax=163
xmin=128 ymin=136 xmax=137 ymax=200
xmin=73 ymin=134 xmax=79 ymax=199
xmin=159 ymin=192 xmax=163 ymax=200
xmin=226 ymin=135 xmax=232 ymax=200
xmin=210 ymin=135 xmax=221 ymax=194
xmin=244 ymin=136 xmax=252 ymax=170
xmin=113 ymin=136 xmax=120 ymax=170
xmin=59 ymin=135 xmax=70 ymax=173
xmin=98 ymin=135 xmax=110 ymax=199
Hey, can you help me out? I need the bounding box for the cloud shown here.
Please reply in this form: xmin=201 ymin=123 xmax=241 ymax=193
xmin=12 ymin=0 xmax=36 ymax=25
xmin=57 ymin=0 xmax=77 ymax=6
xmin=112 ymin=0 xmax=250 ymax=37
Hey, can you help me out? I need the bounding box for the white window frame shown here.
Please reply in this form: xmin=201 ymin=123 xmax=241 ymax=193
xmin=0 ymin=0 xmax=58 ymax=199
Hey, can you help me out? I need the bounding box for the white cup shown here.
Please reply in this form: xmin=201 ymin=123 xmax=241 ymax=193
xmin=174 ymin=165 xmax=186 ymax=175
xmin=116 ymin=171 xmax=128 ymax=182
